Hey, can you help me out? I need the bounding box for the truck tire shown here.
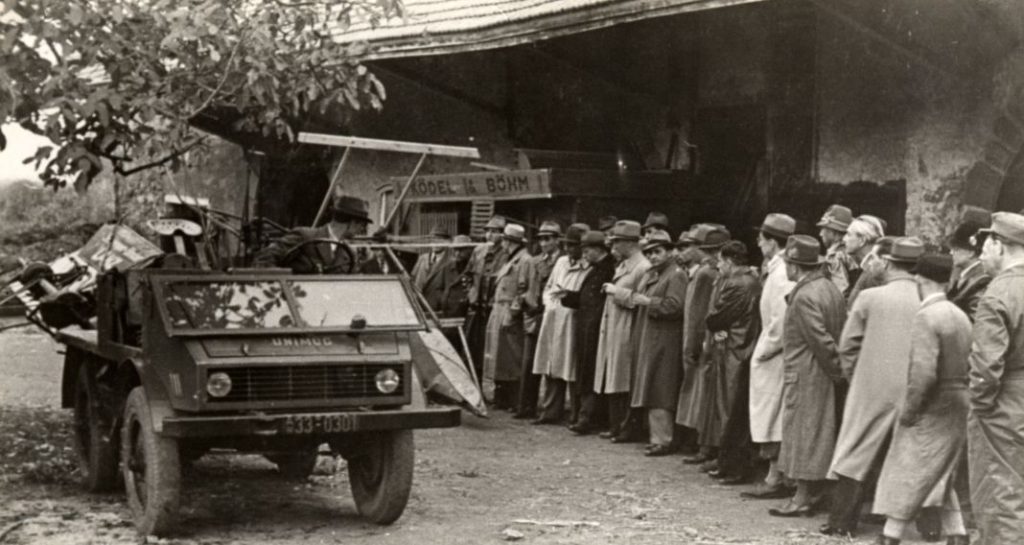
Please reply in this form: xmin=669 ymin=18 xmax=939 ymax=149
xmin=347 ymin=430 xmax=414 ymax=525
xmin=266 ymin=449 xmax=318 ymax=479
xmin=72 ymin=364 xmax=120 ymax=492
xmin=121 ymin=387 xmax=180 ymax=536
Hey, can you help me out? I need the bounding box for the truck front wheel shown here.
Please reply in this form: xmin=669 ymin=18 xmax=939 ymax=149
xmin=121 ymin=387 xmax=181 ymax=536
xmin=72 ymin=364 xmax=119 ymax=492
xmin=347 ymin=430 xmax=414 ymax=525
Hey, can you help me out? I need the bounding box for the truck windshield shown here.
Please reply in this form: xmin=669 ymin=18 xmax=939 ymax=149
xmin=163 ymin=278 xmax=423 ymax=331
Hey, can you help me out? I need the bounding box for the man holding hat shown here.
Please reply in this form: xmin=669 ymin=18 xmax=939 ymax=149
xmin=516 ymin=220 xmax=563 ymax=419
xmin=968 ymin=211 xmax=1024 ymax=545
xmin=871 ymin=253 xmax=972 ymax=545
xmin=823 ymin=237 xmax=925 ymax=537
xmin=744 ymin=214 xmax=797 ymax=499
xmin=560 ymin=230 xmax=617 ymax=434
xmin=254 ymin=194 xmax=370 ymax=273
xmin=626 ymin=231 xmax=688 ymax=455
xmin=817 ymin=204 xmax=856 ymax=295
xmin=770 ymin=235 xmax=846 ymax=518
xmin=482 ymin=223 xmax=529 ymax=409
xmin=532 ymin=223 xmax=590 ymax=425
xmin=595 ymin=220 xmax=650 ymax=442
xmin=677 ymin=225 xmax=731 ymax=463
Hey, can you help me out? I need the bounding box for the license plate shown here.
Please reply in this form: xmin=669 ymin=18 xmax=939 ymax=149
xmin=282 ymin=413 xmax=356 ymax=434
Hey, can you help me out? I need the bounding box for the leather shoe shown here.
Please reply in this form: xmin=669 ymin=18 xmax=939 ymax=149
xmin=819 ymin=524 xmax=854 ymax=537
xmin=610 ymin=432 xmax=642 ymax=444
xmin=875 ymin=535 xmax=901 ymax=545
xmin=569 ymin=424 xmax=594 ymax=435
xmin=946 ymin=535 xmax=969 ymax=545
xmin=716 ymin=474 xmax=750 ymax=485
xmin=682 ymin=453 xmax=712 ymax=465
xmin=740 ymin=484 xmax=795 ymax=500
xmin=768 ymin=501 xmax=817 ymax=518
xmin=644 ymin=444 xmax=675 ymax=457
xmin=699 ymin=459 xmax=719 ymax=473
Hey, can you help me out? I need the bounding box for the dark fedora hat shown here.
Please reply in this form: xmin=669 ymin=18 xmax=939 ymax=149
xmin=913 ymin=253 xmax=954 ymax=284
xmin=756 ymin=213 xmax=796 ymax=240
xmin=332 ymin=195 xmax=371 ymax=222
xmin=643 ymin=211 xmax=670 ymax=231
xmin=782 ymin=235 xmax=824 ymax=266
xmin=642 ymin=231 xmax=674 ymax=252
xmin=947 ymin=221 xmax=986 ymax=252
xmin=597 ymin=215 xmax=619 ymax=232
xmin=564 ymin=223 xmax=590 ymax=244
xmin=581 ymin=230 xmax=608 ymax=249
xmin=816 ymin=204 xmax=853 ymax=233
xmin=884 ymin=237 xmax=925 ymax=264
xmin=537 ymin=220 xmax=563 ymax=237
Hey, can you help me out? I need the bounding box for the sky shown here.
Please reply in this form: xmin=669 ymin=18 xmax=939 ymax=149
xmin=0 ymin=123 xmax=49 ymax=186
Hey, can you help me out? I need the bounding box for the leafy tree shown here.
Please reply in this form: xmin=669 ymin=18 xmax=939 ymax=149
xmin=0 ymin=0 xmax=401 ymax=189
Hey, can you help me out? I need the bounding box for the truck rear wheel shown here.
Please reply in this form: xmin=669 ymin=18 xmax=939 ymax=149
xmin=121 ymin=387 xmax=180 ymax=536
xmin=347 ymin=430 xmax=413 ymax=525
xmin=72 ymin=364 xmax=119 ymax=492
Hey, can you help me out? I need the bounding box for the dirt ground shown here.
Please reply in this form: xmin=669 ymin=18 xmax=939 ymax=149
xmin=0 ymin=321 xmax=942 ymax=545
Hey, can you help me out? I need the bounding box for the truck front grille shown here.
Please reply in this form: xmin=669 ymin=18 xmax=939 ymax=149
xmin=208 ymin=364 xmax=403 ymax=403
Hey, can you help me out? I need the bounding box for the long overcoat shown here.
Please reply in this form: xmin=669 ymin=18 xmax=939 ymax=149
xmin=777 ymin=271 xmax=846 ymax=480
xmin=676 ymin=257 xmax=719 ymax=427
xmin=698 ymin=268 xmax=761 ymax=448
xmin=533 ymin=255 xmax=589 ymax=380
xmin=562 ymin=254 xmax=615 ymax=394
xmin=749 ymin=254 xmax=795 ymax=443
xmin=829 ymin=274 xmax=920 ymax=481
xmin=874 ymin=294 xmax=972 ymax=519
xmin=482 ymin=246 xmax=529 ymax=394
xmin=967 ymin=263 xmax=1024 ymax=545
xmin=520 ymin=250 xmax=561 ymax=336
xmin=594 ymin=251 xmax=650 ymax=394
xmin=630 ymin=260 xmax=688 ymax=410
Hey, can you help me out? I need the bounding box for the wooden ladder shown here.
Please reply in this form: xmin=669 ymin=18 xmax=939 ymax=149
xmin=470 ymin=199 xmax=495 ymax=237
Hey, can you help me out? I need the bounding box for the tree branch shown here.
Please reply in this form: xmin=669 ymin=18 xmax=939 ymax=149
xmin=113 ymin=137 xmax=204 ymax=176
xmin=189 ymin=38 xmax=243 ymax=117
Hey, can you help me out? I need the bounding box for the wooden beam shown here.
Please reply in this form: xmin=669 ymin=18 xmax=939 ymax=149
xmin=298 ymin=132 xmax=480 ymax=159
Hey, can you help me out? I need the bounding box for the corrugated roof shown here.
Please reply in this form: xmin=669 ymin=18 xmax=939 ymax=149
xmin=332 ymin=0 xmax=765 ymax=59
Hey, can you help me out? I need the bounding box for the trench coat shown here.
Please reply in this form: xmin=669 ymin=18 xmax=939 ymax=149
xmin=533 ymin=255 xmax=589 ymax=380
xmin=562 ymin=254 xmax=615 ymax=394
xmin=829 ymin=274 xmax=920 ymax=481
xmin=676 ymin=256 xmax=719 ymax=427
xmin=874 ymin=294 xmax=972 ymax=519
xmin=947 ymin=260 xmax=991 ymax=321
xmin=697 ymin=267 xmax=761 ymax=448
xmin=968 ymin=263 xmax=1024 ymax=545
xmin=749 ymin=254 xmax=795 ymax=443
xmin=777 ymin=271 xmax=846 ymax=480
xmin=629 ymin=260 xmax=688 ymax=411
xmin=253 ymin=225 xmax=355 ymax=273
xmin=594 ymin=252 xmax=650 ymax=394
xmin=482 ymin=246 xmax=529 ymax=395
xmin=521 ymin=251 xmax=560 ymax=335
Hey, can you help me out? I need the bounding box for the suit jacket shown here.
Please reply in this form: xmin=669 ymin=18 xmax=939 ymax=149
xmin=947 ymin=260 xmax=991 ymax=321
xmin=520 ymin=250 xmax=561 ymax=334
xmin=422 ymin=256 xmax=472 ymax=317
xmin=253 ymin=225 xmax=353 ymax=273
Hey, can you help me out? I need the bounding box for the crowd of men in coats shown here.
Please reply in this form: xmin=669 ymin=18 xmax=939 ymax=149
xmin=257 ymin=195 xmax=1024 ymax=545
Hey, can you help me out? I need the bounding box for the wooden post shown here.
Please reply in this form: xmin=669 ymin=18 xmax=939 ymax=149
xmin=383 ymin=152 xmax=428 ymax=231
xmin=312 ymin=146 xmax=352 ymax=226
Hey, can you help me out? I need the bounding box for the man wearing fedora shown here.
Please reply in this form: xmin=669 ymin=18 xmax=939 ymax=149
xmin=560 ymin=230 xmax=617 ymax=434
xmin=769 ymin=235 xmax=846 ymax=518
xmin=677 ymin=225 xmax=731 ymax=464
xmin=871 ymin=253 xmax=972 ymax=545
xmin=422 ymin=234 xmax=476 ymax=318
xmin=254 ymin=194 xmax=370 ymax=272
xmin=627 ymin=230 xmax=688 ymax=455
xmin=968 ymin=212 xmax=1024 ymax=545
xmin=515 ymin=220 xmax=563 ymax=420
xmin=482 ymin=224 xmax=529 ymax=409
xmin=411 ymin=225 xmax=452 ymax=290
xmin=744 ymin=214 xmax=797 ymax=499
xmin=595 ymin=220 xmax=650 ymax=442
xmin=947 ymin=218 xmax=992 ymax=321
xmin=823 ymin=237 xmax=926 ymax=537
xmin=642 ymin=211 xmax=670 ymax=238
xmin=817 ymin=204 xmax=857 ymax=296
xmin=533 ymin=223 xmax=590 ymax=425
xmin=467 ymin=215 xmax=509 ymax=372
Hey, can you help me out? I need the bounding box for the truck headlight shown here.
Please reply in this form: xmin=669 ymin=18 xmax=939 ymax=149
xmin=206 ymin=372 xmax=233 ymax=398
xmin=374 ymin=369 xmax=400 ymax=394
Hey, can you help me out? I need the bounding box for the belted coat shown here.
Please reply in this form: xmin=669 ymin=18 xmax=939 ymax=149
xmin=482 ymin=246 xmax=529 ymax=391
xmin=594 ymin=251 xmax=650 ymax=394
xmin=533 ymin=255 xmax=589 ymax=380
xmin=630 ymin=260 xmax=688 ymax=411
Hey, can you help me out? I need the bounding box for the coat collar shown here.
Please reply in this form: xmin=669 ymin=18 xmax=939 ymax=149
xmin=921 ymin=292 xmax=946 ymax=309
xmin=786 ymin=270 xmax=826 ymax=303
xmin=614 ymin=251 xmax=646 ymax=279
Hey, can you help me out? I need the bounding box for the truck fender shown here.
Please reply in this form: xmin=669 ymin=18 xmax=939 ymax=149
xmin=122 ymin=357 xmax=175 ymax=435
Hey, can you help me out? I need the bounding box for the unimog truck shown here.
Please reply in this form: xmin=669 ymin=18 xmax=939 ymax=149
xmin=58 ymin=265 xmax=460 ymax=535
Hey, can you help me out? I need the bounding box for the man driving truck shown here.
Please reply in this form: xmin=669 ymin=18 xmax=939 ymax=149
xmin=254 ymin=195 xmax=371 ymax=273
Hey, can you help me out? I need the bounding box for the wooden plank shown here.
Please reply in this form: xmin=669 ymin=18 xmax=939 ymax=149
xmin=298 ymin=132 xmax=480 ymax=159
